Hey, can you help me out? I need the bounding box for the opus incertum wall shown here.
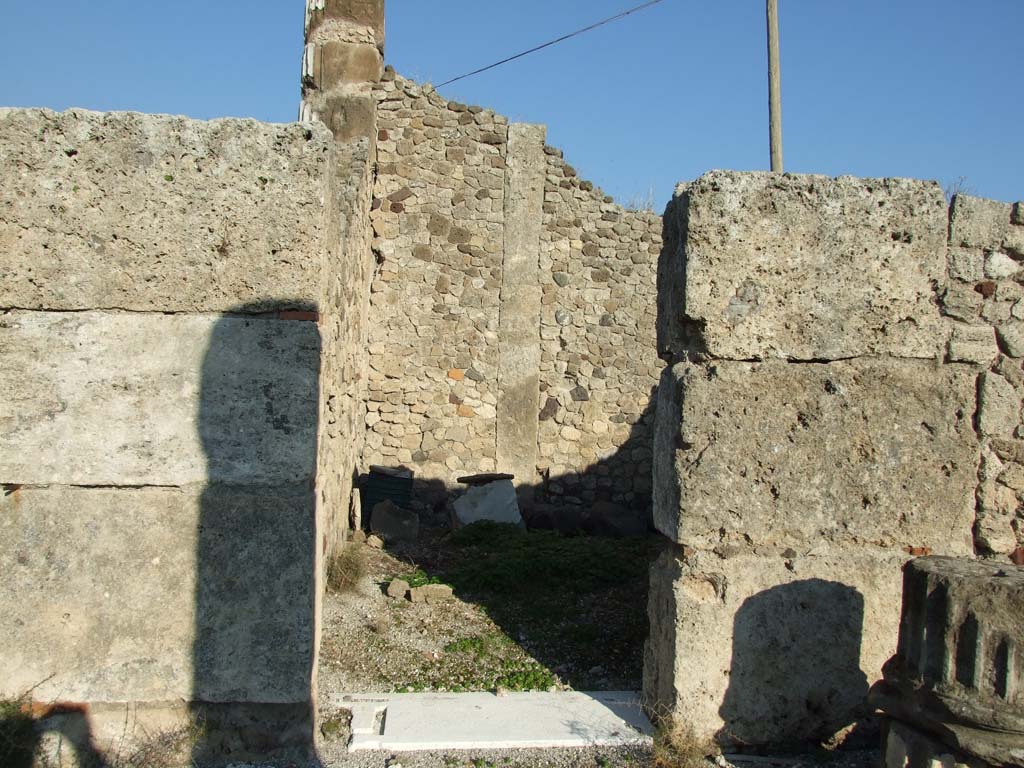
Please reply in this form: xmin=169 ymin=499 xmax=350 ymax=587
xmin=365 ymin=72 xmax=664 ymax=529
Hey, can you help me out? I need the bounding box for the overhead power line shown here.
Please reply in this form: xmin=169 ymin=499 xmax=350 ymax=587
xmin=436 ymin=0 xmax=669 ymax=88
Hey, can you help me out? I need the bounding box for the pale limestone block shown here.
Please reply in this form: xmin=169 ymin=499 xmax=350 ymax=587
xmin=653 ymin=360 xmax=978 ymax=553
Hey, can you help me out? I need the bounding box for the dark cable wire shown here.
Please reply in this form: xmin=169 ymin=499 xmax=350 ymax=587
xmin=436 ymin=0 xmax=669 ymax=88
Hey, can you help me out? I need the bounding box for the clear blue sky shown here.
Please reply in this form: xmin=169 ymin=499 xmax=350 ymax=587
xmin=1 ymin=1 xmax=1020 ymax=205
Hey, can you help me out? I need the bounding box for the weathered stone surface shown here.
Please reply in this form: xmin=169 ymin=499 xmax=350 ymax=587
xmin=409 ymin=584 xmax=454 ymax=603
xmin=951 ymin=194 xmax=1021 ymax=254
xmin=0 ymin=109 xmax=334 ymax=312
xmin=0 ymin=311 xmax=319 ymax=486
xmin=653 ymin=360 xmax=978 ymax=552
xmin=496 ymin=123 xmax=546 ymax=500
xmin=314 ymin=41 xmax=383 ymax=87
xmin=658 ymin=172 xmax=949 ymax=361
xmin=871 ymin=556 xmax=1024 ymax=766
xmin=948 ymin=323 xmax=999 ymax=364
xmin=370 ymin=499 xmax=419 ymax=543
xmin=386 ymin=578 xmax=410 ymax=598
xmin=452 ymin=479 xmax=524 ymax=528
xmin=979 ymin=371 xmax=1021 ymax=437
xmin=0 ymin=485 xmax=315 ymax=704
xmin=643 ymin=547 xmax=909 ymax=746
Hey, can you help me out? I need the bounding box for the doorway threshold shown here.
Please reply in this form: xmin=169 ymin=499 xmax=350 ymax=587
xmin=327 ymin=691 xmax=653 ymax=752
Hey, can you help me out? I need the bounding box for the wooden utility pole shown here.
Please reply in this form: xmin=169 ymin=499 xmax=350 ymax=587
xmin=767 ymin=0 xmax=783 ymax=172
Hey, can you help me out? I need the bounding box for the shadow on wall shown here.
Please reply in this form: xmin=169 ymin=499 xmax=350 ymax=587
xmin=718 ymin=580 xmax=870 ymax=750
xmin=356 ymin=393 xmax=663 ymax=691
xmin=190 ymin=302 xmax=322 ymax=765
xmin=400 ymin=388 xmax=659 ymax=537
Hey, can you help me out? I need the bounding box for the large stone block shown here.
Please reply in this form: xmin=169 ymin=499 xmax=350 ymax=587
xmin=658 ymin=171 xmax=949 ymax=361
xmin=0 ymin=108 xmax=334 ymax=312
xmin=0 ymin=484 xmax=315 ymax=705
xmin=653 ymin=360 xmax=978 ymax=553
xmin=643 ymin=547 xmax=909 ymax=746
xmin=0 ymin=311 xmax=319 ymax=485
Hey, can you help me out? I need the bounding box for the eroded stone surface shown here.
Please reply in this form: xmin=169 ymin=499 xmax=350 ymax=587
xmin=0 ymin=109 xmax=334 ymax=312
xmin=0 ymin=311 xmax=320 ymax=486
xmin=658 ymin=171 xmax=949 ymax=361
xmin=0 ymin=485 xmax=315 ymax=704
xmin=643 ymin=547 xmax=909 ymax=746
xmin=653 ymin=360 xmax=978 ymax=553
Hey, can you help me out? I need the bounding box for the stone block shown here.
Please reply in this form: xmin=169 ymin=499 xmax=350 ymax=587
xmin=658 ymin=171 xmax=948 ymax=361
xmin=452 ymin=479 xmax=524 ymax=528
xmin=881 ymin=719 xmax=988 ymax=768
xmin=653 ymin=360 xmax=978 ymax=553
xmin=386 ymin=578 xmax=410 ymax=598
xmin=0 ymin=311 xmax=319 ymax=486
xmin=948 ymin=323 xmax=998 ymax=364
xmin=870 ymin=556 xmax=1024 ymax=766
xmin=370 ymin=500 xmax=419 ymax=543
xmin=409 ymin=584 xmax=454 ymax=603
xmin=0 ymin=484 xmax=315 ymax=705
xmin=314 ymin=41 xmax=382 ymax=87
xmin=643 ymin=547 xmax=909 ymax=746
xmin=951 ymin=194 xmax=1020 ymax=255
xmin=0 ymin=109 xmax=334 ymax=312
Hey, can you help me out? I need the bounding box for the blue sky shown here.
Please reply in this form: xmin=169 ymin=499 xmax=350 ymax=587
xmin=1 ymin=1 xmax=1020 ymax=205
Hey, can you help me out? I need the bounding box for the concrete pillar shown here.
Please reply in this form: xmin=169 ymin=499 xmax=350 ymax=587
xmin=496 ymin=124 xmax=547 ymax=505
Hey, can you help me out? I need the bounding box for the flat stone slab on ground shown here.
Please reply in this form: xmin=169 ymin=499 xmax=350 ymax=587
xmin=331 ymin=691 xmax=652 ymax=752
xmin=451 ymin=479 xmax=524 ymax=528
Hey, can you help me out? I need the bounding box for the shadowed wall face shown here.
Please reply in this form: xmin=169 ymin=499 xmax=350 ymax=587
xmin=644 ymin=171 xmax=1010 ymax=747
xmin=0 ymin=108 xmax=344 ymax=764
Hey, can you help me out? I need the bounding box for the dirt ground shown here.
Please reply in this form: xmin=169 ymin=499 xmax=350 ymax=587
xmin=316 ymin=522 xmax=659 ymax=700
xmin=310 ymin=523 xmax=883 ymax=768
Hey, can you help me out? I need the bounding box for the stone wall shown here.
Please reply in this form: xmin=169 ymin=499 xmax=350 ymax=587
xmin=946 ymin=194 xmax=1024 ymax=556
xmin=646 ymin=171 xmax=1024 ymax=747
xmin=0 ymin=108 xmax=356 ymax=762
xmin=364 ymin=72 xmax=663 ymax=523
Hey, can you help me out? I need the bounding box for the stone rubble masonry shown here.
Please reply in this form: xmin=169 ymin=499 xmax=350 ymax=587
xmin=946 ymin=194 xmax=1024 ymax=556
xmin=871 ymin=556 xmax=1024 ymax=767
xmin=647 ymin=170 xmax=1024 ymax=747
xmin=365 ymin=72 xmax=663 ymax=518
xmin=0 ymin=105 xmax=365 ymax=762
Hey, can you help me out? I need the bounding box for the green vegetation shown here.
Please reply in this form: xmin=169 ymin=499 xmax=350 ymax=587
xmin=404 ymin=568 xmax=444 ymax=588
xmin=390 ymin=522 xmax=655 ymax=692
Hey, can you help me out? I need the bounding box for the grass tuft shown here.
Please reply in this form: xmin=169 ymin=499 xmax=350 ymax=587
xmin=652 ymin=718 xmax=719 ymax=768
xmin=326 ymin=542 xmax=367 ymax=594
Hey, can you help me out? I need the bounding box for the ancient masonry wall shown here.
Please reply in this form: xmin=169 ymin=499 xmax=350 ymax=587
xmin=0 ymin=108 xmax=354 ymax=759
xmin=301 ymin=0 xmax=383 ymax=560
xmin=365 ymin=72 xmax=663 ymax=520
xmin=645 ymin=171 xmax=1024 ymax=747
